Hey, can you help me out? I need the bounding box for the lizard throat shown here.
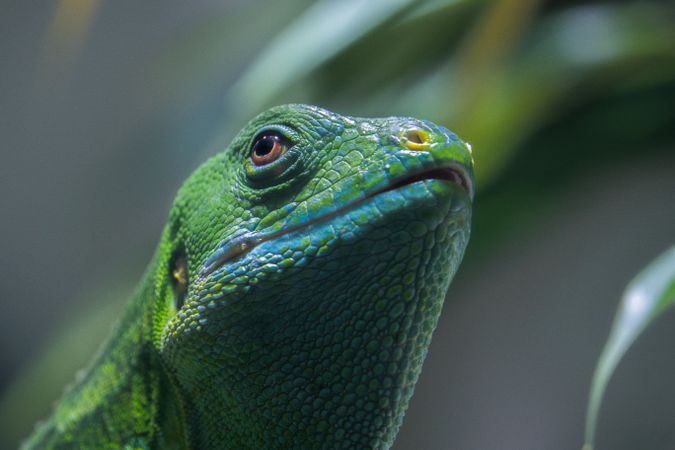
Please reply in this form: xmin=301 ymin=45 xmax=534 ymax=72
xmin=199 ymin=164 xmax=471 ymax=278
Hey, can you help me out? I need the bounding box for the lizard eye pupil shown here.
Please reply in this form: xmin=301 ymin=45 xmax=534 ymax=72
xmin=170 ymin=249 xmax=188 ymax=310
xmin=250 ymin=132 xmax=291 ymax=166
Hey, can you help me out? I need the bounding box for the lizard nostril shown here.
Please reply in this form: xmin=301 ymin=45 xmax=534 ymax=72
xmin=401 ymin=128 xmax=431 ymax=150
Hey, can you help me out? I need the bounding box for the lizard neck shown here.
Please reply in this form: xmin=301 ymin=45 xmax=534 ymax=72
xmin=171 ymin=221 xmax=463 ymax=450
xmin=25 ymin=260 xmax=190 ymax=448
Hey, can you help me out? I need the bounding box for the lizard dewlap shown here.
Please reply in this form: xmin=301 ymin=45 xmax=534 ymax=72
xmin=23 ymin=104 xmax=474 ymax=450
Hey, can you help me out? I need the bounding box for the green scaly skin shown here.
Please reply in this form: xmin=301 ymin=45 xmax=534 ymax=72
xmin=23 ymin=104 xmax=474 ymax=449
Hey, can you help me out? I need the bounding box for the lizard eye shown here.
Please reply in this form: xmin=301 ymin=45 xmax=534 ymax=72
xmin=250 ymin=132 xmax=292 ymax=166
xmin=170 ymin=249 xmax=188 ymax=310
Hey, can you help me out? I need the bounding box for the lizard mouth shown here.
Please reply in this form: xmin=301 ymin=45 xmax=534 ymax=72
xmin=378 ymin=166 xmax=472 ymax=199
xmin=200 ymin=164 xmax=472 ymax=277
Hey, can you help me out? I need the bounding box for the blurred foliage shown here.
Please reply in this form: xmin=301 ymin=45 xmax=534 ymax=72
xmin=584 ymin=245 xmax=675 ymax=450
xmin=1 ymin=0 xmax=675 ymax=448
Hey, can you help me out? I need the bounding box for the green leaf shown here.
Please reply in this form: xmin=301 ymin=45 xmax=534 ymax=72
xmin=397 ymin=0 xmax=475 ymax=23
xmin=584 ymin=245 xmax=675 ymax=450
xmin=227 ymin=0 xmax=419 ymax=116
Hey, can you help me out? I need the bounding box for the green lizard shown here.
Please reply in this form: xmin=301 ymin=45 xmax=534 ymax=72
xmin=22 ymin=104 xmax=474 ymax=449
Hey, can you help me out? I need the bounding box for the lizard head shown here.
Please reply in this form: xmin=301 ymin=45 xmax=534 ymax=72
xmin=155 ymin=104 xmax=473 ymax=448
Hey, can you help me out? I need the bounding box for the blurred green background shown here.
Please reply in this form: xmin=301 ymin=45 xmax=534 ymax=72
xmin=1 ymin=0 xmax=674 ymax=448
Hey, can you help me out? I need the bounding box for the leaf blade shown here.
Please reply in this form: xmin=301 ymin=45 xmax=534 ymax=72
xmin=584 ymin=244 xmax=675 ymax=449
xmin=227 ymin=0 xmax=419 ymax=115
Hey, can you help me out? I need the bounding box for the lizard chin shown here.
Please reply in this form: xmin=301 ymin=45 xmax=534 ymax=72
xmin=199 ymin=164 xmax=472 ymax=278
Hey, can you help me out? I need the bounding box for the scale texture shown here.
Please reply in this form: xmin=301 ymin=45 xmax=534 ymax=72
xmin=23 ymin=104 xmax=474 ymax=449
